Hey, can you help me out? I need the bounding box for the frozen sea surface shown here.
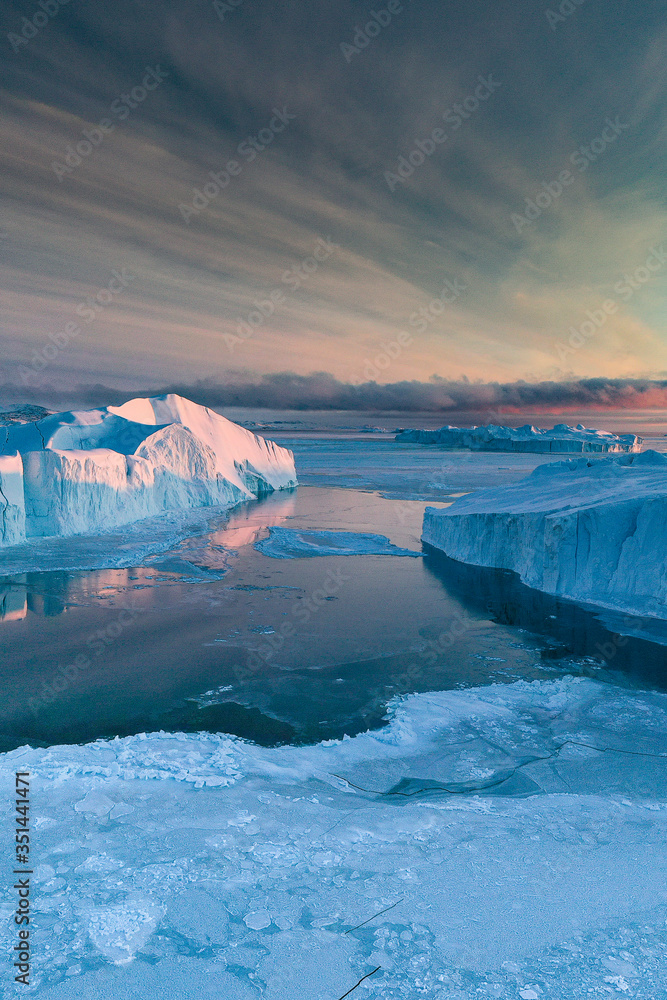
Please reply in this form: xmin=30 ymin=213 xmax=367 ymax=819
xmin=272 ymin=435 xmax=573 ymax=500
xmin=1 ymin=677 xmax=667 ymax=997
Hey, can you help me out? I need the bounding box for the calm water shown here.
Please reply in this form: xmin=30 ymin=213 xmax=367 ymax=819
xmin=1 ymin=436 xmax=667 ymax=751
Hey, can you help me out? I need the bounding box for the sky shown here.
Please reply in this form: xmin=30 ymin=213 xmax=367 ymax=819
xmin=1 ymin=0 xmax=666 ymax=408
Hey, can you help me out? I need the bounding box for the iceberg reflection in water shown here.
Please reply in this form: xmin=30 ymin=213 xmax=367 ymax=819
xmin=424 ymin=547 xmax=667 ymax=684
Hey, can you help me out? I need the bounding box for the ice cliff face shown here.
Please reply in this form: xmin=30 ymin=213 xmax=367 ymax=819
xmin=0 ymin=395 xmax=296 ymax=546
xmin=0 ymin=453 xmax=26 ymax=546
xmin=397 ymin=422 xmax=642 ymax=453
xmin=422 ymin=451 xmax=667 ymax=618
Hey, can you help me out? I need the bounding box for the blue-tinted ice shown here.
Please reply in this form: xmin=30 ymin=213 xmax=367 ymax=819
xmin=254 ymin=525 xmax=420 ymax=558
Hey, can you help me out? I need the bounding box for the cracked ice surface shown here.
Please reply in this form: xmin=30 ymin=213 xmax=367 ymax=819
xmin=1 ymin=676 xmax=666 ymax=998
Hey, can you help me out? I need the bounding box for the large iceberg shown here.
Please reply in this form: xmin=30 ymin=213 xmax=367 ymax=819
xmin=0 ymin=395 xmax=296 ymax=546
xmin=396 ymin=422 xmax=642 ymax=453
xmin=422 ymin=450 xmax=667 ymax=619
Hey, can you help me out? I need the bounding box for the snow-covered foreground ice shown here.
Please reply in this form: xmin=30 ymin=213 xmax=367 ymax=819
xmin=0 ymin=395 xmax=296 ymax=546
xmin=396 ymin=422 xmax=642 ymax=453
xmin=254 ymin=526 xmax=420 ymax=558
xmin=423 ymin=451 xmax=667 ymax=620
xmin=2 ymin=676 xmax=667 ymax=998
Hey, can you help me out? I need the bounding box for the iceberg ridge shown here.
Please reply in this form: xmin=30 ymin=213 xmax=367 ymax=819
xmin=397 ymin=421 xmax=642 ymax=453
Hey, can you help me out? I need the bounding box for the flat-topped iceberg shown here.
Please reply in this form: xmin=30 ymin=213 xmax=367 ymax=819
xmin=423 ymin=450 xmax=667 ymax=618
xmin=397 ymin=422 xmax=642 ymax=453
xmin=0 ymin=394 xmax=296 ymax=546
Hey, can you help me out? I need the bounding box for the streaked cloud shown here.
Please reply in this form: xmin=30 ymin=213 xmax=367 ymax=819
xmin=0 ymin=0 xmax=666 ymax=398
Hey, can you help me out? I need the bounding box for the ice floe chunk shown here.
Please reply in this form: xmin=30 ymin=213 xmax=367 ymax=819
xmin=243 ymin=910 xmax=272 ymax=930
xmin=255 ymin=526 xmax=420 ymax=558
xmin=84 ymin=898 xmax=164 ymax=963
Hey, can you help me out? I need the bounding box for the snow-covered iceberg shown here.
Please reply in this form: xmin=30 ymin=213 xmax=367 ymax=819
xmin=423 ymin=450 xmax=667 ymax=619
xmin=397 ymin=422 xmax=642 ymax=453
xmin=0 ymin=395 xmax=296 ymax=546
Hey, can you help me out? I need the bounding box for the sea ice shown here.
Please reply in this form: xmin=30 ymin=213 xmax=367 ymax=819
xmin=283 ymin=436 xmax=579 ymax=499
xmin=2 ymin=676 xmax=667 ymax=998
xmin=423 ymin=450 xmax=667 ymax=619
xmin=254 ymin=526 xmax=420 ymax=558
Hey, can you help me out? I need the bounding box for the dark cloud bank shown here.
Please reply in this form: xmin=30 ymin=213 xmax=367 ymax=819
xmin=6 ymin=375 xmax=667 ymax=414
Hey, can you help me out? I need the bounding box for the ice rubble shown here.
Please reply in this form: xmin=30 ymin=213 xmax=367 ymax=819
xmin=423 ymin=450 xmax=667 ymax=618
xmin=0 ymin=395 xmax=296 ymax=546
xmin=396 ymin=422 xmax=642 ymax=453
xmin=1 ymin=677 xmax=667 ymax=998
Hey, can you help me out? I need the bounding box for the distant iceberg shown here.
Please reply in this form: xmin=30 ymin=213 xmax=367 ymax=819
xmin=0 ymin=394 xmax=296 ymax=546
xmin=422 ymin=451 xmax=667 ymax=619
xmin=396 ymin=422 xmax=642 ymax=453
